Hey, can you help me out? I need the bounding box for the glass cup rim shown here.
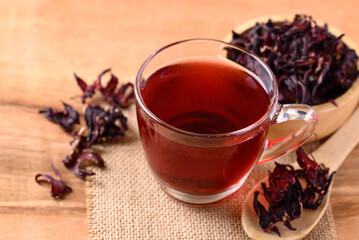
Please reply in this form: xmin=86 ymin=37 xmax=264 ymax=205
xmin=134 ymin=38 xmax=278 ymax=139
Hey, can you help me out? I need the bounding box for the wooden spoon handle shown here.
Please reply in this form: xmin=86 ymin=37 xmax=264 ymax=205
xmin=314 ymin=106 xmax=359 ymax=171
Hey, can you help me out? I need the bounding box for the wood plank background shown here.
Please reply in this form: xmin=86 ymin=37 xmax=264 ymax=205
xmin=1 ymin=0 xmax=359 ymax=239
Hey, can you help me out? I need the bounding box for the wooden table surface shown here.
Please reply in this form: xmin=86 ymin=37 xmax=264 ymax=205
xmin=1 ymin=0 xmax=359 ymax=239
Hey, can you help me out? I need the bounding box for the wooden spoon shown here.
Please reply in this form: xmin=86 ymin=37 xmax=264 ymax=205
xmin=242 ymin=106 xmax=359 ymax=240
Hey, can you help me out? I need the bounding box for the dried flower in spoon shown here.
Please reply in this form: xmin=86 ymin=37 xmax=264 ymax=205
xmin=253 ymin=147 xmax=336 ymax=236
xmin=295 ymin=148 xmax=336 ymax=209
xmin=254 ymin=163 xmax=302 ymax=236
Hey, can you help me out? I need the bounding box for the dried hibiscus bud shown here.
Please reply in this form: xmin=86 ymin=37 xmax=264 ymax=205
xmin=263 ymin=163 xmax=296 ymax=205
xmin=39 ymin=102 xmax=79 ymax=132
xmin=255 ymin=163 xmax=302 ymax=236
xmin=74 ymin=69 xmax=135 ymax=107
xmin=35 ymin=163 xmax=72 ymax=197
xmin=74 ymin=73 xmax=95 ymax=103
xmin=63 ymin=127 xmax=105 ymax=179
xmin=64 ymin=150 xmax=104 ymax=179
xmin=84 ymin=104 xmax=127 ymax=147
xmin=295 ymin=148 xmax=336 ymax=209
xmin=74 ymin=68 xmax=111 ymax=103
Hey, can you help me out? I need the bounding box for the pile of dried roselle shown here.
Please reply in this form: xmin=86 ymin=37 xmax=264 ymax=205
xmin=36 ymin=69 xmax=134 ymax=197
xmin=228 ymin=14 xmax=358 ymax=105
xmin=253 ymin=147 xmax=336 ymax=236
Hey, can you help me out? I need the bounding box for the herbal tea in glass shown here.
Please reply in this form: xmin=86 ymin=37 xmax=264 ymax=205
xmin=138 ymin=58 xmax=269 ymax=193
xmin=135 ymin=39 xmax=317 ymax=204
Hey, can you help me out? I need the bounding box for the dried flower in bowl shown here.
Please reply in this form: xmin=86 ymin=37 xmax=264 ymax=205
xmin=224 ymin=14 xmax=359 ymax=140
xmin=227 ymin=14 xmax=358 ymax=105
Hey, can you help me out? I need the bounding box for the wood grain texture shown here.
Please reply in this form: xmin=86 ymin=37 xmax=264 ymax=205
xmin=0 ymin=0 xmax=358 ymax=239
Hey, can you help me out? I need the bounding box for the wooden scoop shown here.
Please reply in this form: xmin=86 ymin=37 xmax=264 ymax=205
xmin=242 ymin=106 xmax=359 ymax=240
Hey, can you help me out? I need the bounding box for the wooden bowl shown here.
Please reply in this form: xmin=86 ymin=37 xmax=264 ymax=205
xmin=224 ymin=15 xmax=359 ymax=140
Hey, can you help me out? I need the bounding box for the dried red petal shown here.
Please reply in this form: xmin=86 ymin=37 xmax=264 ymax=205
xmin=74 ymin=73 xmax=88 ymax=92
xmin=114 ymin=83 xmax=135 ymax=108
xmin=39 ymin=102 xmax=79 ymax=132
xmin=296 ymin=148 xmax=321 ymax=185
xmin=93 ymin=68 xmax=112 ymax=91
xmin=264 ymin=163 xmax=296 ymax=205
xmin=255 ymin=163 xmax=302 ymax=235
xmin=64 ymin=151 xmax=104 ymax=179
xmin=254 ymin=191 xmax=280 ymax=236
xmin=327 ymin=99 xmax=338 ymax=107
xmin=296 ymin=148 xmax=336 ymax=209
xmin=63 ymin=127 xmax=105 ymax=179
xmin=35 ymin=163 xmax=72 ymax=197
xmin=102 ymin=74 xmax=119 ymax=102
xmin=300 ymin=187 xmax=316 ymax=209
xmin=74 ymin=73 xmax=95 ymax=103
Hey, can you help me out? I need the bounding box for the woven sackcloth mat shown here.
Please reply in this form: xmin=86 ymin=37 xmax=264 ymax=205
xmin=86 ymin=99 xmax=338 ymax=239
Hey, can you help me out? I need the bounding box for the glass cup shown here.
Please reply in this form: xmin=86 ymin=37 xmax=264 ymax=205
xmin=135 ymin=39 xmax=317 ymax=204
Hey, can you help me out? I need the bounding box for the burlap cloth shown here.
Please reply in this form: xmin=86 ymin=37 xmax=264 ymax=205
xmin=86 ymin=103 xmax=338 ymax=239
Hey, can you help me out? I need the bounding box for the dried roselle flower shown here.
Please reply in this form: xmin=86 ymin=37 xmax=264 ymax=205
xmin=253 ymin=191 xmax=281 ymax=236
xmin=74 ymin=68 xmax=112 ymax=103
xmin=75 ymin=68 xmax=134 ymax=107
xmin=35 ymin=163 xmax=72 ymax=197
xmin=296 ymin=148 xmax=336 ymax=209
xmin=255 ymin=163 xmax=302 ymax=236
xmin=114 ymin=83 xmax=135 ymax=108
xmin=95 ymin=69 xmax=134 ymax=107
xmin=83 ymin=104 xmax=104 ymax=146
xmin=84 ymin=104 xmax=128 ymax=146
xmin=263 ymin=162 xmax=296 ymax=205
xmin=64 ymin=150 xmax=104 ymax=178
xmin=93 ymin=68 xmax=119 ymax=103
xmin=296 ymin=148 xmax=321 ymax=184
xmin=63 ymin=127 xmax=105 ymax=179
xmin=74 ymin=73 xmax=95 ymax=103
xmin=39 ymin=102 xmax=79 ymax=132
xmin=228 ymin=14 xmax=358 ymax=105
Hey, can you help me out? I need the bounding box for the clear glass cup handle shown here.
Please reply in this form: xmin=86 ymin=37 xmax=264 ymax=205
xmin=258 ymin=103 xmax=318 ymax=164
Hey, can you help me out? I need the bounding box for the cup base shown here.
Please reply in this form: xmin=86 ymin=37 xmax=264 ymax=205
xmin=158 ymin=175 xmax=248 ymax=204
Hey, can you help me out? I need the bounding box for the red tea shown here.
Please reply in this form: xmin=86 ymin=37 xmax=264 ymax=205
xmin=137 ymin=58 xmax=270 ymax=194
